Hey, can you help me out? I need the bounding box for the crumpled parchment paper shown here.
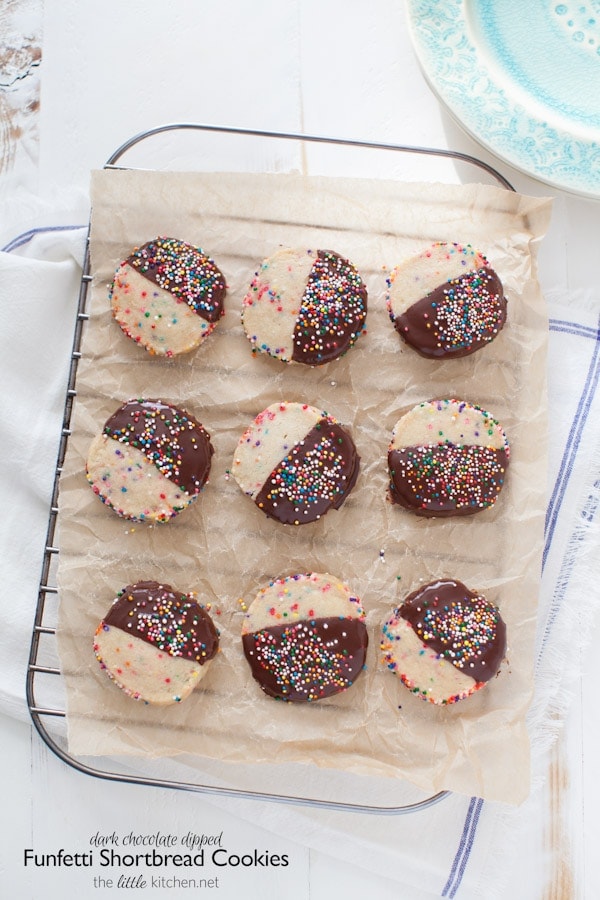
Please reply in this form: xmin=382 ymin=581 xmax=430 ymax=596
xmin=56 ymin=169 xmax=552 ymax=804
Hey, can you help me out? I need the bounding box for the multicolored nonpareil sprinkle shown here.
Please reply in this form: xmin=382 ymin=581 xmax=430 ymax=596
xmin=428 ymin=267 xmax=506 ymax=353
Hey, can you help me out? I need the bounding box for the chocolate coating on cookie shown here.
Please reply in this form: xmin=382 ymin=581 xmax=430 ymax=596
xmin=291 ymin=250 xmax=368 ymax=364
xmin=242 ymin=616 xmax=367 ymax=702
xmin=102 ymin=581 xmax=219 ymax=663
xmin=388 ymin=444 xmax=509 ymax=517
xmin=398 ymin=580 xmax=506 ymax=683
xmin=103 ymin=399 xmax=213 ymax=495
xmin=394 ymin=268 xmax=506 ymax=358
xmin=255 ymin=418 xmax=360 ymax=524
xmin=387 ymin=242 xmax=507 ymax=359
xmin=388 ymin=399 xmax=510 ymax=517
xmin=125 ymin=237 xmax=226 ymax=323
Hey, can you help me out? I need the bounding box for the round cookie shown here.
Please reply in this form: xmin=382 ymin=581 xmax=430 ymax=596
xmin=386 ymin=242 xmax=507 ymax=358
xmin=388 ymin=398 xmax=510 ymax=517
xmin=381 ymin=579 xmax=507 ymax=705
xmin=231 ymin=401 xmax=360 ymax=525
xmin=242 ymin=247 xmax=367 ymax=365
xmin=241 ymin=572 xmax=368 ymax=702
xmin=86 ymin=398 xmax=213 ymax=523
xmin=110 ymin=236 xmax=226 ymax=357
xmin=94 ymin=580 xmax=219 ymax=705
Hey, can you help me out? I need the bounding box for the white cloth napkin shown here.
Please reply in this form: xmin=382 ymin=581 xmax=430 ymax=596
xmin=0 ymin=224 xmax=87 ymax=720
xmin=1 ymin=222 xmax=599 ymax=899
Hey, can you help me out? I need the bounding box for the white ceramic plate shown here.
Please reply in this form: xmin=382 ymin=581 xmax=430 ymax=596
xmin=407 ymin=0 xmax=600 ymax=197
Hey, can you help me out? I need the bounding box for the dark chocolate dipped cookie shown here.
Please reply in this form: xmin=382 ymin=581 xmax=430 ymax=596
xmin=110 ymin=236 xmax=226 ymax=357
xmin=231 ymin=401 xmax=360 ymax=525
xmin=381 ymin=579 xmax=507 ymax=704
xmin=241 ymin=572 xmax=368 ymax=702
xmin=94 ymin=580 xmax=219 ymax=705
xmin=388 ymin=399 xmax=510 ymax=517
xmin=242 ymin=247 xmax=367 ymax=365
xmin=86 ymin=398 xmax=213 ymax=523
xmin=386 ymin=242 xmax=507 ymax=359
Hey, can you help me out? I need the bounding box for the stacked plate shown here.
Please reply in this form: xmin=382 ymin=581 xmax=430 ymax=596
xmin=407 ymin=0 xmax=600 ymax=197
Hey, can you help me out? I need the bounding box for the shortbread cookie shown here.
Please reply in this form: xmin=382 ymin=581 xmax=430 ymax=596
xmin=386 ymin=242 xmax=506 ymax=358
xmin=388 ymin=399 xmax=509 ymax=517
xmin=231 ymin=401 xmax=360 ymax=525
xmin=381 ymin=579 xmax=507 ymax=705
xmin=110 ymin=237 xmax=226 ymax=357
xmin=86 ymin=398 xmax=213 ymax=523
xmin=241 ymin=572 xmax=368 ymax=702
xmin=94 ymin=580 xmax=219 ymax=704
xmin=242 ymin=247 xmax=367 ymax=365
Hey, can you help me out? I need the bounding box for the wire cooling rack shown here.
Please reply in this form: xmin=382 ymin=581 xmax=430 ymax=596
xmin=26 ymin=123 xmax=514 ymax=813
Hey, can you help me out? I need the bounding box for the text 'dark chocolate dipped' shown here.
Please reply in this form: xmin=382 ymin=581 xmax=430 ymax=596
xmin=388 ymin=399 xmax=510 ymax=517
xmin=241 ymin=247 xmax=367 ymax=365
xmin=386 ymin=242 xmax=507 ymax=359
xmin=231 ymin=401 xmax=359 ymax=525
xmin=381 ymin=579 xmax=507 ymax=705
xmin=241 ymin=572 xmax=368 ymax=702
xmin=86 ymin=398 xmax=213 ymax=523
xmin=94 ymin=580 xmax=220 ymax=705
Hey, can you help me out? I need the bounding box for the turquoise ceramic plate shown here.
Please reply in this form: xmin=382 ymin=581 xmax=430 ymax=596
xmin=407 ymin=0 xmax=600 ymax=197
